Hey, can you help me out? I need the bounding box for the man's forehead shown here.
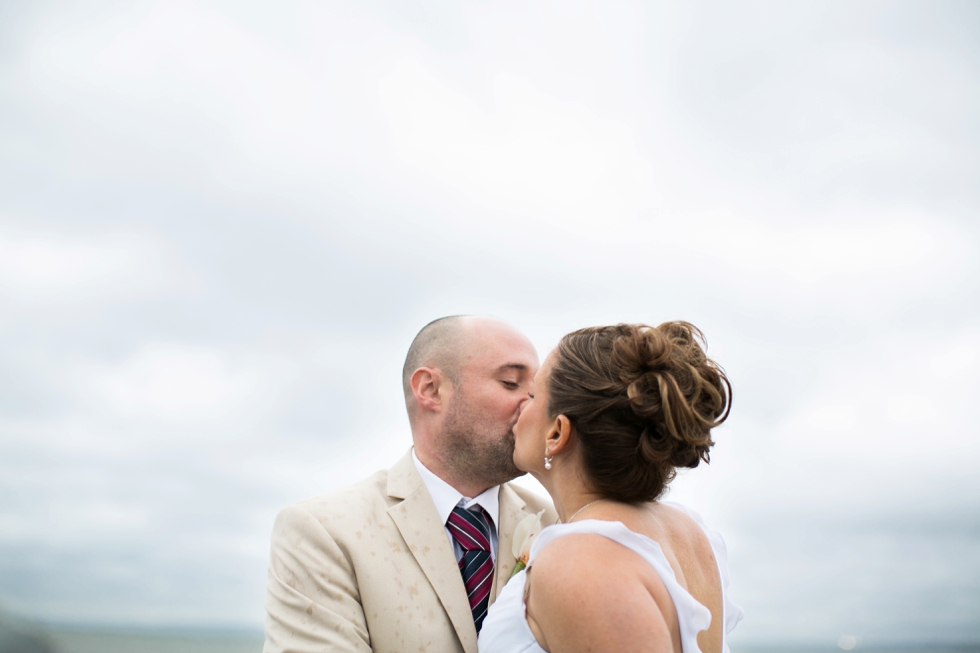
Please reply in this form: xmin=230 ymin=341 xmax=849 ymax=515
xmin=464 ymin=347 xmax=536 ymax=371
xmin=495 ymin=362 xmax=534 ymax=374
xmin=460 ymin=336 xmax=538 ymax=376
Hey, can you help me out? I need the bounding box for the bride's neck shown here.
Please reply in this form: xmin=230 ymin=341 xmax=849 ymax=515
xmin=538 ymin=460 xmax=602 ymax=523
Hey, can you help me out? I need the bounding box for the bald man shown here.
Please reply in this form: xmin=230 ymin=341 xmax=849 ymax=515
xmin=263 ymin=316 xmax=558 ymax=653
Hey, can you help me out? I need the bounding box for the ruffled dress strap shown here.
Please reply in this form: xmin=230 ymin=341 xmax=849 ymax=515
xmin=661 ymin=502 xmax=745 ymax=650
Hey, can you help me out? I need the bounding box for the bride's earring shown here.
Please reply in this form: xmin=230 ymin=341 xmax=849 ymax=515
xmin=544 ymin=447 xmax=553 ymax=470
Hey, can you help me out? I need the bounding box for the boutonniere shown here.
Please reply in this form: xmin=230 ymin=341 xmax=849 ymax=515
xmin=509 ymin=509 xmax=546 ymax=579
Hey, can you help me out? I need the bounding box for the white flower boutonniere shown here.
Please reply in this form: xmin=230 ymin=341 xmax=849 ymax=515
xmin=509 ymin=509 xmax=546 ymax=579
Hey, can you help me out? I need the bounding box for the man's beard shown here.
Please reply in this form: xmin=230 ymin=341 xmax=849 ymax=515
xmin=441 ymin=391 xmax=523 ymax=490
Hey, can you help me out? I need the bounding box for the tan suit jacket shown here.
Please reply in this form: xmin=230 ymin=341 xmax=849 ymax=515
xmin=263 ymin=449 xmax=557 ymax=653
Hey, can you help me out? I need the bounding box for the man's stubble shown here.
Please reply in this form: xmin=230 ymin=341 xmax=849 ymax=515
xmin=441 ymin=388 xmax=523 ymax=491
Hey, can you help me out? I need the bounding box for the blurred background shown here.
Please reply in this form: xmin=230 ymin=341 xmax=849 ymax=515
xmin=1 ymin=1 xmax=978 ymax=652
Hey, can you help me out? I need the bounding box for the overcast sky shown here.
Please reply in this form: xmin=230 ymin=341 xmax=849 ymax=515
xmin=1 ymin=0 xmax=978 ymax=647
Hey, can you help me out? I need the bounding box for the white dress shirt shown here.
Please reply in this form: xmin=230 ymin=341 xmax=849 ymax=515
xmin=412 ymin=448 xmax=499 ymax=562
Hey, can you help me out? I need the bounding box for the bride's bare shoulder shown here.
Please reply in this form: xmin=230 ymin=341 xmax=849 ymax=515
xmin=649 ymin=503 xmax=716 ymax=555
xmin=532 ymin=530 xmax=640 ymax=581
xmin=526 ymin=533 xmax=671 ymax=652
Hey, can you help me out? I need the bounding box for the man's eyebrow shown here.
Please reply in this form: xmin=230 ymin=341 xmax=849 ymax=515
xmin=496 ymin=363 xmax=529 ymax=373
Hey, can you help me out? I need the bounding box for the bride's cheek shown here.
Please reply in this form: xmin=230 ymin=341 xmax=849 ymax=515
xmin=512 ymin=429 xmax=530 ymax=469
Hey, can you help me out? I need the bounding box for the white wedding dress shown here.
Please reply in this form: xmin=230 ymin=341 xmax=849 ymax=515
xmin=478 ymin=503 xmax=743 ymax=653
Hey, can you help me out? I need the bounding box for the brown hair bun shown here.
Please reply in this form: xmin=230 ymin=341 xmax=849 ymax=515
xmin=548 ymin=322 xmax=731 ymax=502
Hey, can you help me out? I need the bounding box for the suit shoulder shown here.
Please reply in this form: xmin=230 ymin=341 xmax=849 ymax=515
xmin=277 ymin=469 xmax=390 ymax=530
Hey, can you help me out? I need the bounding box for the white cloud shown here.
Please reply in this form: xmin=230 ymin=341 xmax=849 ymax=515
xmin=693 ymin=214 xmax=970 ymax=283
xmin=380 ymin=59 xmax=659 ymax=223
xmin=86 ymin=344 xmax=263 ymax=421
xmin=0 ymin=230 xmax=170 ymax=303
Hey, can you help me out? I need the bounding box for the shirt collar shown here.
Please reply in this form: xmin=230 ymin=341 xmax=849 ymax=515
xmin=412 ymin=448 xmax=500 ymax=528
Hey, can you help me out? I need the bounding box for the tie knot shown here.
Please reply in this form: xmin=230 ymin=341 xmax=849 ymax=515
xmin=447 ymin=505 xmax=491 ymax=552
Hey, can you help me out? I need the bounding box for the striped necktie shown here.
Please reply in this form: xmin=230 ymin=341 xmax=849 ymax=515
xmin=446 ymin=505 xmax=494 ymax=633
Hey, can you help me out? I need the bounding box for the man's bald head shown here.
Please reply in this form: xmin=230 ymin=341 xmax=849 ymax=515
xmin=402 ymin=315 xmax=468 ymax=405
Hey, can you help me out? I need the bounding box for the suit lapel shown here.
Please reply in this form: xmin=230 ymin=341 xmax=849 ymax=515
xmin=387 ymin=452 xmax=478 ymax=653
xmin=490 ymin=483 xmax=528 ymax=603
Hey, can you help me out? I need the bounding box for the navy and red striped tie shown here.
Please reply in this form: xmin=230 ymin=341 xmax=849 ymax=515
xmin=446 ymin=505 xmax=494 ymax=632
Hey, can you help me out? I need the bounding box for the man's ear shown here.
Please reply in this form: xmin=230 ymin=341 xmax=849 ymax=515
xmin=411 ymin=367 xmax=446 ymax=413
xmin=546 ymin=414 xmax=573 ymax=455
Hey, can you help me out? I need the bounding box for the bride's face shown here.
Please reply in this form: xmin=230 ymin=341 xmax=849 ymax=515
xmin=513 ymin=351 xmax=556 ymax=474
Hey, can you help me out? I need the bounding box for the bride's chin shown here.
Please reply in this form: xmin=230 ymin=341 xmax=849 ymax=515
xmin=512 ymin=455 xmax=533 ymax=475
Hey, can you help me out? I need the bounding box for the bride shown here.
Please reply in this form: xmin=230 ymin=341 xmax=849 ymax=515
xmin=479 ymin=322 xmax=743 ymax=653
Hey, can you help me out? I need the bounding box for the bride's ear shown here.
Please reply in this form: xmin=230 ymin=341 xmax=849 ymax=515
xmin=546 ymin=415 xmax=573 ymax=456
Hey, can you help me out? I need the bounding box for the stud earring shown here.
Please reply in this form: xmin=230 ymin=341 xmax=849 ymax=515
xmin=544 ymin=447 xmax=553 ymax=470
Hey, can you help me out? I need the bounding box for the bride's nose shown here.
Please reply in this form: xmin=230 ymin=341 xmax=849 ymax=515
xmin=518 ymin=393 xmax=532 ymax=412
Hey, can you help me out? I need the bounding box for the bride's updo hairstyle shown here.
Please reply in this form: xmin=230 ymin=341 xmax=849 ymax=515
xmin=548 ymin=322 xmax=731 ymax=503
